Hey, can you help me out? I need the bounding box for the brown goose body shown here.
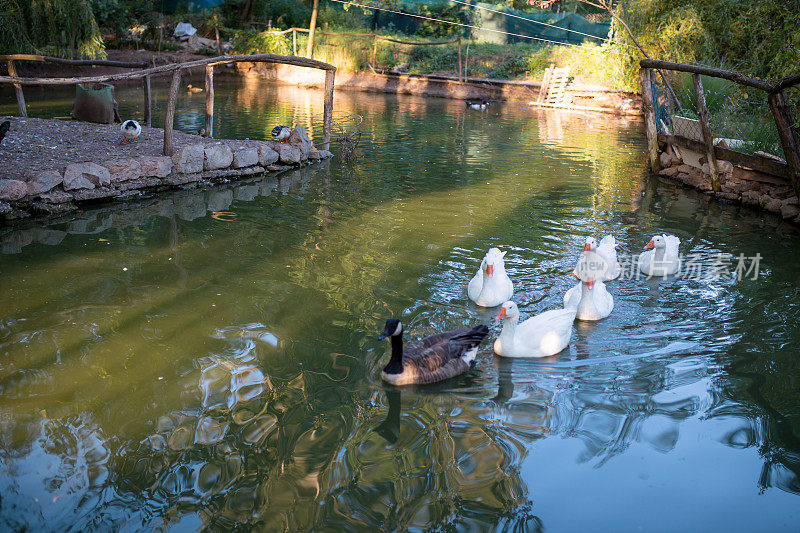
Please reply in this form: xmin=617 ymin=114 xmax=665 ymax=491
xmin=380 ymin=322 xmax=489 ymax=386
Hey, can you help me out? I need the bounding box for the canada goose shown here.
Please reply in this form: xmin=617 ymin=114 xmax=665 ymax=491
xmin=120 ymin=120 xmax=141 ymax=143
xmin=271 ymin=124 xmax=291 ymax=142
xmin=378 ymin=319 xmax=489 ymax=385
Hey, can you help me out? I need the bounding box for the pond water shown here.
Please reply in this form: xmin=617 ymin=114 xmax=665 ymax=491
xmin=1 ymin=79 xmax=800 ymax=531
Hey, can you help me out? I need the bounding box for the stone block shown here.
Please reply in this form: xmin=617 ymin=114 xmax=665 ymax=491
xmin=277 ymin=144 xmax=302 ymax=165
xmin=138 ymin=156 xmax=173 ymax=178
xmin=204 ymin=143 xmax=234 ymax=170
xmin=232 ymin=147 xmax=259 ymax=168
xmin=64 ymin=162 xmax=110 ymax=190
xmin=23 ymin=170 xmax=62 ymax=196
xmin=172 ymin=144 xmax=205 ymax=174
xmin=258 ymin=144 xmax=279 ymax=166
xmin=105 ymin=158 xmax=141 ymax=182
xmin=0 ymin=179 xmax=28 ymax=200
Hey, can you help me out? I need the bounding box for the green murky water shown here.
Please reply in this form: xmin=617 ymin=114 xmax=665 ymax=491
xmin=1 ymin=79 xmax=800 ymax=531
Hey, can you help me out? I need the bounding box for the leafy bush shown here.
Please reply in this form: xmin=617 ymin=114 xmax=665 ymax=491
xmin=232 ymin=29 xmax=290 ymax=55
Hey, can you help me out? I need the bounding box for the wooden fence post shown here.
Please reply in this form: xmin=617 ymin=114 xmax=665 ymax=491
xmin=639 ymin=67 xmax=660 ymax=173
xmin=204 ymin=64 xmax=214 ymax=138
xmin=322 ymin=69 xmax=335 ymax=150
xmin=692 ymin=73 xmax=720 ymax=191
xmin=142 ymin=74 xmax=151 ymax=126
xmin=457 ymin=37 xmax=462 ymax=83
xmin=372 ymin=35 xmax=378 ymax=67
xmin=769 ymin=90 xmax=800 ymax=198
xmin=6 ymin=60 xmax=27 ymax=117
xmin=163 ymin=68 xmax=182 ymax=156
xmin=292 ymin=28 xmax=297 ymax=56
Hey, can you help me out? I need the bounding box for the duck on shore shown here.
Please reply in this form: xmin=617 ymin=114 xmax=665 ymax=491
xmin=120 ymin=120 xmax=141 ymax=144
xmin=271 ymin=124 xmax=291 ymax=142
xmin=378 ymin=319 xmax=489 ymax=385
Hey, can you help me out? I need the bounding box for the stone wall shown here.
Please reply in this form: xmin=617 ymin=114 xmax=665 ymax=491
xmin=656 ymin=149 xmax=800 ymax=223
xmin=0 ymin=126 xmax=332 ymax=221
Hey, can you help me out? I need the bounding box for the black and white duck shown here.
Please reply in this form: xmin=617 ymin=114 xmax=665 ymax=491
xmin=378 ymin=319 xmax=489 ymax=386
xmin=271 ymin=124 xmax=291 ymax=142
xmin=466 ymin=100 xmax=488 ymax=110
xmin=120 ymin=120 xmax=141 ymax=144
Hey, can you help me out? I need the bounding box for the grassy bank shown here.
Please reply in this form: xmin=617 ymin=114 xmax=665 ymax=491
xmin=234 ymin=29 xmax=634 ymax=90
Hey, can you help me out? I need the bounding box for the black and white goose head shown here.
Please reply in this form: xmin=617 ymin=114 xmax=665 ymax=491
xmin=378 ymin=319 xmax=403 ymax=341
xmin=271 ymin=124 xmax=291 ymax=142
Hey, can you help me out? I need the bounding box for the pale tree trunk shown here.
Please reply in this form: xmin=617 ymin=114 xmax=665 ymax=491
xmin=306 ymin=0 xmax=320 ymax=58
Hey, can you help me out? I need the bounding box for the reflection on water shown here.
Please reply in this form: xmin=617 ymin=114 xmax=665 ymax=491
xmin=2 ymin=80 xmax=800 ymax=530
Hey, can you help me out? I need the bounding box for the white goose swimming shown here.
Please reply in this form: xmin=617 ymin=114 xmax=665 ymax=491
xmin=639 ymin=234 xmax=681 ymax=276
xmin=467 ymin=248 xmax=514 ymax=307
xmin=586 ymin=235 xmax=620 ymax=280
xmin=564 ymin=249 xmax=615 ymax=320
xmin=494 ymin=300 xmax=575 ymax=358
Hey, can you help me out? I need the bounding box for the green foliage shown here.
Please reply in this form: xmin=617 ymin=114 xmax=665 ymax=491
xmin=619 ymin=0 xmax=800 ymax=81
xmin=232 ymin=29 xmax=290 ymax=55
xmin=414 ymin=3 xmax=475 ymax=38
xmin=0 ymin=0 xmax=106 ymax=59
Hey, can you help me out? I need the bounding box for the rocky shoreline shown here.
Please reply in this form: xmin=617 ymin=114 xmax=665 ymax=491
xmin=0 ymin=117 xmax=332 ymax=221
xmin=657 ymin=151 xmax=800 ymax=223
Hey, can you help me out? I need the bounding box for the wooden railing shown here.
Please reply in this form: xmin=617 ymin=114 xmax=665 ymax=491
xmin=639 ymin=58 xmax=800 ymax=197
xmin=1 ymin=54 xmax=151 ymax=122
xmin=0 ymin=53 xmax=336 ymax=155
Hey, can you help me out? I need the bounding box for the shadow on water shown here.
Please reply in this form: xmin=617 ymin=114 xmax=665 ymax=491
xmin=1 ymin=79 xmax=800 ymax=530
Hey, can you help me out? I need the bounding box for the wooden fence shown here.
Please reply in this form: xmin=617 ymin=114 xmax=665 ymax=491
xmin=0 ymin=53 xmax=336 ymax=155
xmin=1 ymin=54 xmax=151 ymax=123
xmin=639 ymin=58 xmax=800 ymax=197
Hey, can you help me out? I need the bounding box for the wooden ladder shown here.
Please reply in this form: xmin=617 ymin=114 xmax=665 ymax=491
xmin=536 ymin=64 xmax=571 ymax=106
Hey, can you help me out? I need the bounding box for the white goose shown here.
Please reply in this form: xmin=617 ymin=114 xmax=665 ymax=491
xmin=468 ymin=248 xmax=514 ymax=307
xmin=639 ymin=234 xmax=681 ymax=276
xmin=590 ymin=235 xmax=620 ymax=280
xmin=494 ymin=300 xmax=575 ymax=358
xmin=564 ymin=249 xmax=615 ymax=320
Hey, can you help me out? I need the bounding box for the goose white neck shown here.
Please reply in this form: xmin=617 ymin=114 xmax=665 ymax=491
xmin=498 ymin=315 xmax=519 ymax=349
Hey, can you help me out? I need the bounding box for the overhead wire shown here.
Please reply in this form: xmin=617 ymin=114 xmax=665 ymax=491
xmin=327 ymin=0 xmax=635 ymax=57
xmin=446 ymin=0 xmax=638 ymax=50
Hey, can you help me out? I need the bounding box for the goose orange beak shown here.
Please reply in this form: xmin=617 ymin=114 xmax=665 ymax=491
xmin=496 ymin=307 xmax=507 ymax=320
xmin=587 ymin=278 xmax=594 ymax=290
xmin=645 ymin=240 xmax=655 ymax=249
xmin=486 ymin=264 xmax=494 ymax=277
xmin=583 ymin=243 xmax=591 ymax=251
